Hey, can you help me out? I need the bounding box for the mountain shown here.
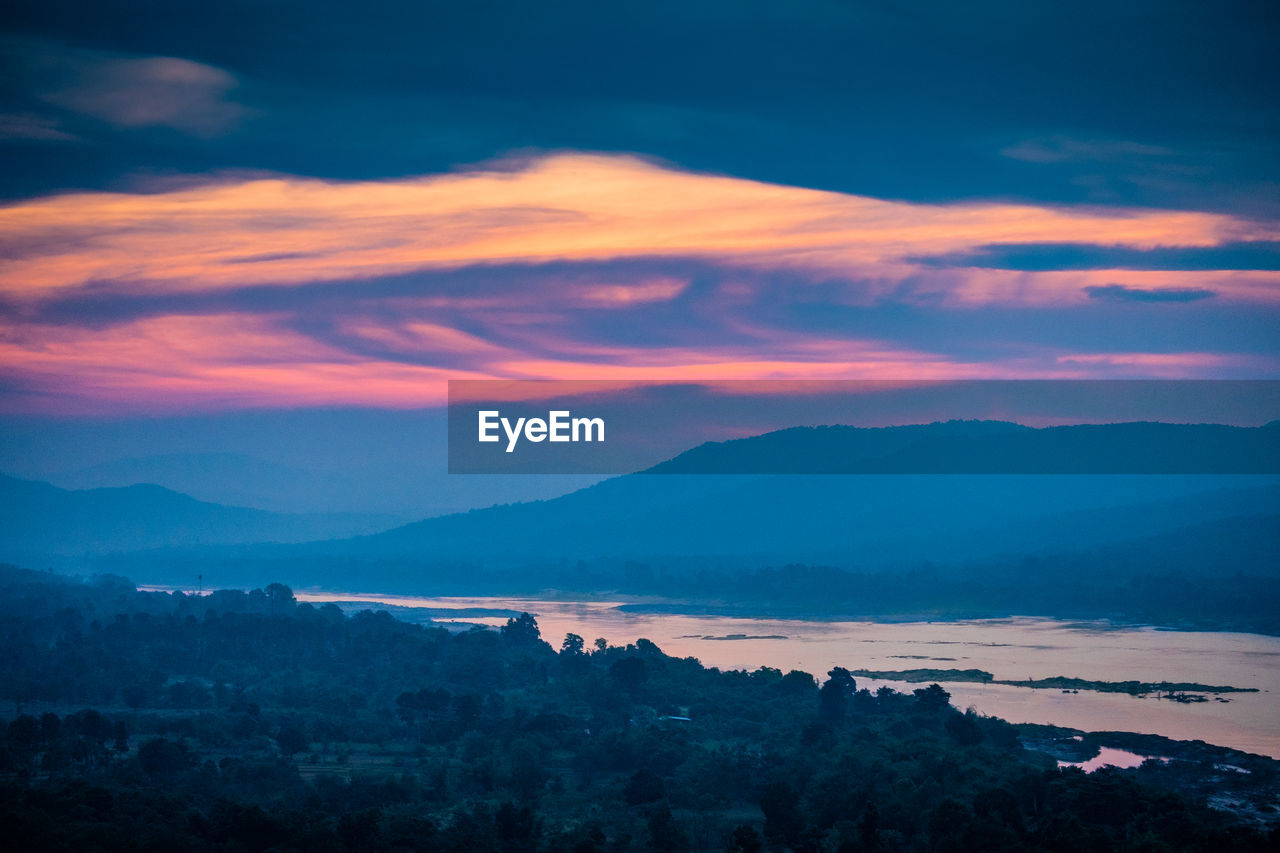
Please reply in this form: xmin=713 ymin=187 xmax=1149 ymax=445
xmin=15 ymin=422 xmax=1279 ymax=597
xmin=0 ymin=409 xmax=601 ymax=517
xmin=49 ymin=451 xmax=471 ymax=520
xmin=0 ymin=474 xmax=402 ymax=557
xmin=646 ymin=420 xmax=1280 ymax=473
xmin=310 ymin=420 xmax=1277 ymax=564
xmin=324 ymin=472 xmax=1278 ymax=568
xmin=51 ymin=452 xmax=351 ymax=515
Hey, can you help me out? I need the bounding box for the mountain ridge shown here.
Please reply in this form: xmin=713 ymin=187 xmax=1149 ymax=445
xmin=0 ymin=473 xmax=402 ymax=556
xmin=646 ymin=419 xmax=1280 ymax=474
xmin=6 ymin=421 xmax=1277 ymax=586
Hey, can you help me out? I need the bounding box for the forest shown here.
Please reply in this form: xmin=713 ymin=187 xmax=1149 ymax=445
xmin=0 ymin=564 xmax=1276 ymax=852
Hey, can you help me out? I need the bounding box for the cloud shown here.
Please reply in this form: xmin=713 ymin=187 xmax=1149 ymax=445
xmin=577 ymin=277 xmax=688 ymax=306
xmin=0 ymin=313 xmax=490 ymax=414
xmin=0 ymin=309 xmax=963 ymax=414
xmin=1 ymin=38 xmax=247 ymax=138
xmin=3 ymin=3 xmax=1278 ymax=221
xmin=3 ymin=282 xmax=1273 ymax=415
xmin=1 ymin=152 xmax=1274 ymax=307
xmin=1053 ymin=352 xmax=1254 ymax=374
xmin=0 ymin=113 xmax=78 ymax=142
xmin=0 ymin=154 xmax=1276 ymax=413
xmin=1083 ymin=284 xmax=1217 ymax=303
xmin=1001 ymin=136 xmax=1173 ymax=165
xmin=41 ymin=55 xmax=245 ymax=136
xmin=912 ymin=241 xmax=1280 ymax=272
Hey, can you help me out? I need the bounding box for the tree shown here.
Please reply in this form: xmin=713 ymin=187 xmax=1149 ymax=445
xmin=137 ymin=738 xmax=189 ymax=775
xmin=802 ymin=721 xmax=835 ymax=747
xmin=71 ymin=709 xmax=110 ymax=743
xmin=913 ymin=683 xmax=951 ymax=711
xmin=946 ymin=711 xmax=984 ymax=746
xmin=337 ymin=810 xmax=382 ymax=851
xmin=264 ymin=582 xmax=295 ymax=615
xmin=112 ymin=720 xmax=128 ymax=753
xmin=507 ymin=739 xmax=546 ymax=800
xmin=397 ymin=687 xmax=451 ymax=724
xmin=760 ymin=781 xmax=804 ymax=846
xmin=495 ymin=801 xmax=538 ymax=848
xmin=624 ymin=768 xmax=665 ymax=805
xmin=780 ymin=670 xmax=817 ymax=696
xmin=820 ymin=667 xmax=856 ymax=725
xmin=7 ymin=715 xmax=38 ymax=759
xmin=561 ymin=633 xmax=585 ymax=656
xmin=610 ymin=657 xmax=647 ymax=691
xmin=727 ymin=825 xmax=764 ymax=853
xmin=502 ymin=612 xmax=542 ymax=645
xmin=39 ymin=712 xmax=60 ymax=744
xmin=120 ymin=683 xmax=150 ymax=709
xmin=646 ymin=803 xmax=682 ymax=853
xmin=859 ymin=803 xmax=880 ymax=851
xmin=274 ymin=725 xmax=308 ymax=759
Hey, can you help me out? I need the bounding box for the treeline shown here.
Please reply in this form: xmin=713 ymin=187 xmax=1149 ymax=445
xmin=0 ymin=564 xmax=1275 ymax=852
xmin=77 ymin=550 xmax=1280 ymax=635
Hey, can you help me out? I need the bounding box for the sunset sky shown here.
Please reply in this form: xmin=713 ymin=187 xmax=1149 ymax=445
xmin=1 ymin=1 xmax=1278 ymax=418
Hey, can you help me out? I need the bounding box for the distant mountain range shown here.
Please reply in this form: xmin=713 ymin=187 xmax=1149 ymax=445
xmin=326 ymin=470 xmax=1278 ymax=569
xmin=49 ymin=452 xmax=357 ymax=516
xmin=298 ymin=420 xmax=1278 ymax=566
xmin=645 ymin=419 xmax=1280 ymax=473
xmin=5 ymin=421 xmax=1277 ymax=593
xmin=0 ymin=474 xmax=401 ymax=557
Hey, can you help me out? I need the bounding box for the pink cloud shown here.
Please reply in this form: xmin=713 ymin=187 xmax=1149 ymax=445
xmin=0 ymin=314 xmax=489 ymax=413
xmin=1 ymin=153 xmax=1276 ymax=413
xmin=2 ymin=153 xmax=1275 ymax=305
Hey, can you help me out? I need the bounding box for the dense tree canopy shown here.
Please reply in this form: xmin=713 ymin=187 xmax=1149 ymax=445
xmin=0 ymin=565 xmax=1275 ymax=852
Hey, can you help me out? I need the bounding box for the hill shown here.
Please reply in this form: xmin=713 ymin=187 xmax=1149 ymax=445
xmin=331 ymin=473 xmax=1279 ymax=571
xmin=0 ymin=474 xmax=400 ymax=557
xmin=645 ymin=420 xmax=1280 ymax=473
xmin=12 ymin=422 xmax=1278 ymax=630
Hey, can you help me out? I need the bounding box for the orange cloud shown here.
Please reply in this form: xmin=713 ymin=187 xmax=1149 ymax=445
xmin=2 ymin=153 xmax=1277 ymax=413
xmin=2 ymin=153 xmax=1276 ymax=306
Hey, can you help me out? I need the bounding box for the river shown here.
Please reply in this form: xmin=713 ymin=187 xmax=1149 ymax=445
xmin=294 ymin=591 xmax=1280 ymax=759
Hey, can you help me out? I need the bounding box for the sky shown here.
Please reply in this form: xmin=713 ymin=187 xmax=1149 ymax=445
xmin=0 ymin=2 xmax=1278 ymax=511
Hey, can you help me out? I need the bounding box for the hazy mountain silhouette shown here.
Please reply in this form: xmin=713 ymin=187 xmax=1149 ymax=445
xmin=646 ymin=420 xmax=1280 ymax=473
xmin=0 ymin=474 xmax=401 ymax=557
xmin=304 ymin=421 xmax=1276 ymax=564
xmin=323 ymin=472 xmax=1278 ymax=568
xmin=9 ymin=422 xmax=1278 ymax=588
xmin=1036 ymin=512 xmax=1280 ymax=581
xmin=51 ymin=452 xmax=356 ymax=515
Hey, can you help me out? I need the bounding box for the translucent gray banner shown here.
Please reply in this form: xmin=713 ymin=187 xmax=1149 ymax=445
xmin=447 ymin=380 xmax=1280 ymax=474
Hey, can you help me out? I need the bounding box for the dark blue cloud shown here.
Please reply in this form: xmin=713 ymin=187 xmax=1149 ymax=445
xmin=1084 ymin=284 xmax=1217 ymax=303
xmin=0 ymin=1 xmax=1276 ymax=216
xmin=912 ymin=242 xmax=1280 ymax=271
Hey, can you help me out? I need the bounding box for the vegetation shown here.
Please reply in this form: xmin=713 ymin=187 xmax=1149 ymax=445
xmin=846 ymin=669 xmax=1258 ymax=697
xmin=1 ymin=564 xmax=1276 ymax=852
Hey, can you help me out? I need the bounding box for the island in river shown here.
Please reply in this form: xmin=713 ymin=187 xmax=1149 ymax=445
xmin=847 ymin=668 xmax=1259 ymax=699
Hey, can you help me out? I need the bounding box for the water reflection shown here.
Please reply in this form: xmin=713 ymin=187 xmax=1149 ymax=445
xmin=295 ymin=591 xmax=1280 ymax=758
xmin=1058 ymin=746 xmax=1168 ymax=773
